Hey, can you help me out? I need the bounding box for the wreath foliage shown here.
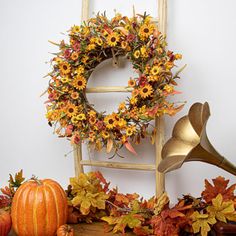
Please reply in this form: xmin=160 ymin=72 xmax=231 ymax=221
xmin=45 ymin=12 xmax=183 ymax=154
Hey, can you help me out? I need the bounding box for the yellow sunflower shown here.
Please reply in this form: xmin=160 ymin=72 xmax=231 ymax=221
xmin=151 ymin=65 xmax=161 ymax=75
xmin=70 ymin=92 xmax=79 ymax=100
xmin=59 ymin=62 xmax=71 ymax=74
xmin=116 ymin=118 xmax=127 ymax=128
xmin=61 ymin=77 xmax=69 ymax=83
xmin=141 ymin=46 xmax=148 ymax=58
xmin=119 ymin=102 xmax=126 ymax=111
xmin=128 ymin=79 xmax=136 ymax=87
xmin=104 ymin=115 xmax=116 ymax=129
xmin=102 ymin=131 xmax=110 ymax=139
xmin=130 ymin=97 xmax=138 ymax=105
xmin=164 ymin=84 xmax=174 ymax=93
xmin=76 ymin=113 xmax=86 ymax=121
xmin=165 ymin=61 xmax=174 ymax=70
xmin=71 ymin=52 xmax=79 ymax=61
xmin=81 ymin=56 xmax=89 ymax=64
xmin=66 ymin=103 xmax=78 ymax=117
xmin=54 ymin=57 xmax=63 ymax=64
xmin=134 ymin=50 xmax=140 ymax=59
xmin=95 ymin=37 xmax=103 ymax=46
xmin=87 ymin=43 xmax=96 ymax=51
xmin=175 ymin=53 xmax=182 ymax=60
xmin=76 ymin=65 xmax=85 ymax=75
xmin=126 ymin=127 xmax=134 ymax=136
xmin=89 ymin=115 xmax=96 ymax=125
xmin=140 ymin=84 xmax=153 ymax=98
xmin=121 ymin=41 xmax=128 ymax=49
xmin=107 ymin=33 xmax=120 ymax=46
xmin=71 ymin=25 xmax=80 ymax=34
xmin=139 ymin=24 xmax=154 ymax=38
xmin=73 ymin=76 xmax=87 ymax=90
xmin=88 ymin=110 xmax=96 ymax=116
xmin=71 ymin=116 xmax=78 ymax=124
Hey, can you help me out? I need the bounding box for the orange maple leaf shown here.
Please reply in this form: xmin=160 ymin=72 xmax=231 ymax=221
xmin=150 ymin=203 xmax=192 ymax=236
xmin=201 ymin=176 xmax=236 ymax=203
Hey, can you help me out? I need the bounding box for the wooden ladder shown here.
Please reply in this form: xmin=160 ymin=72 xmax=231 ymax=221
xmin=74 ymin=0 xmax=167 ymax=197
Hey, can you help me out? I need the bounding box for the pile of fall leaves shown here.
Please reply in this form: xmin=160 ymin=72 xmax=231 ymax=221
xmin=1 ymin=170 xmax=236 ymax=236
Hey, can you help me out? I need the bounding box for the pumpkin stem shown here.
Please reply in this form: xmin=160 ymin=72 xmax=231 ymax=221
xmin=29 ymin=175 xmax=42 ymax=185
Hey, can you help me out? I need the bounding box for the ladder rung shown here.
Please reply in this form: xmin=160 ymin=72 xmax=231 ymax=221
xmin=86 ymin=86 xmax=133 ymax=93
xmin=80 ymin=160 xmax=156 ymax=171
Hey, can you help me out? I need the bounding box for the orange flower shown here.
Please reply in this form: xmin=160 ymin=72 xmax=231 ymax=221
xmin=70 ymin=92 xmax=79 ymax=100
xmin=71 ymin=52 xmax=79 ymax=61
xmin=128 ymin=79 xmax=136 ymax=87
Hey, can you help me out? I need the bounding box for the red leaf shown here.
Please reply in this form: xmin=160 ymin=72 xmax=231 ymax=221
xmin=124 ymin=141 xmax=137 ymax=155
xmin=202 ymin=176 xmax=236 ymax=203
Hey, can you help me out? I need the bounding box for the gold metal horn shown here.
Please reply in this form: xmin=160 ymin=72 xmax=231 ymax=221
xmin=158 ymin=102 xmax=236 ymax=175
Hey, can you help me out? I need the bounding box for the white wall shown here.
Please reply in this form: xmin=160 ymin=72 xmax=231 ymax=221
xmin=0 ymin=0 xmax=236 ymax=202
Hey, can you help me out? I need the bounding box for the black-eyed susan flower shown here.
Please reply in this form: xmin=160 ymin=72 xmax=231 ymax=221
xmin=73 ymin=76 xmax=87 ymax=90
xmin=71 ymin=116 xmax=78 ymax=124
xmin=119 ymin=102 xmax=126 ymax=111
xmin=61 ymin=77 xmax=69 ymax=83
xmin=126 ymin=127 xmax=133 ymax=136
xmin=66 ymin=103 xmax=78 ymax=117
xmin=140 ymin=84 xmax=153 ymax=98
xmin=140 ymin=46 xmax=148 ymax=58
xmin=130 ymin=97 xmax=138 ymax=105
xmin=139 ymin=24 xmax=154 ymax=38
xmin=95 ymin=37 xmax=103 ymax=46
xmin=53 ymin=57 xmax=63 ymax=64
xmin=164 ymin=84 xmax=174 ymax=93
xmin=134 ymin=50 xmax=140 ymax=59
xmin=71 ymin=25 xmax=80 ymax=34
xmin=87 ymin=43 xmax=96 ymax=51
xmin=76 ymin=65 xmax=85 ymax=75
xmin=104 ymin=115 xmax=116 ymax=129
xmin=121 ymin=41 xmax=128 ymax=49
xmin=107 ymin=33 xmax=120 ymax=46
xmin=175 ymin=53 xmax=182 ymax=60
xmin=81 ymin=56 xmax=89 ymax=64
xmin=151 ymin=65 xmax=160 ymax=75
xmin=59 ymin=62 xmax=71 ymax=74
xmin=89 ymin=115 xmax=96 ymax=125
xmin=102 ymin=131 xmax=110 ymax=139
xmin=76 ymin=113 xmax=86 ymax=121
xmin=71 ymin=52 xmax=79 ymax=61
xmin=88 ymin=110 xmax=96 ymax=116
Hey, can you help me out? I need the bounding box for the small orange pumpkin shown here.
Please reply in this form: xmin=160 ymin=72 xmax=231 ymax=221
xmin=57 ymin=224 xmax=74 ymax=236
xmin=11 ymin=178 xmax=68 ymax=236
xmin=0 ymin=209 xmax=12 ymax=236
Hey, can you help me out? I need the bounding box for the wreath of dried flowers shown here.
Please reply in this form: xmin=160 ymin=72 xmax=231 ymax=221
xmin=45 ymin=12 xmax=184 ymax=155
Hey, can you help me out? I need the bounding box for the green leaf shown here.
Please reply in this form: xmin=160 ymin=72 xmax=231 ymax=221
xmin=9 ymin=169 xmax=25 ymax=188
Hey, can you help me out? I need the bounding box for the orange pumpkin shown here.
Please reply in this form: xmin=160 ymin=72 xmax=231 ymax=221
xmin=11 ymin=178 xmax=68 ymax=236
xmin=0 ymin=209 xmax=12 ymax=236
xmin=57 ymin=224 xmax=74 ymax=236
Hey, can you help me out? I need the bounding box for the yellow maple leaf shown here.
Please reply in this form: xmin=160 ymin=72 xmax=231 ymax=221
xmin=191 ymin=211 xmax=216 ymax=236
xmin=154 ymin=192 xmax=169 ymax=215
xmin=207 ymin=193 xmax=236 ymax=222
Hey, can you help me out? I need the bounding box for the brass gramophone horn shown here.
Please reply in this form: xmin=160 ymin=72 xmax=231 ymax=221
xmin=158 ymin=102 xmax=236 ymax=175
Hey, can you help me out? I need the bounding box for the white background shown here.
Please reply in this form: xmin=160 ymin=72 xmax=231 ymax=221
xmin=0 ymin=0 xmax=236 ymax=202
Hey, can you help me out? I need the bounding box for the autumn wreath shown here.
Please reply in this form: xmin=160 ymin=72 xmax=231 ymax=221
xmin=45 ymin=12 xmax=183 ymax=155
